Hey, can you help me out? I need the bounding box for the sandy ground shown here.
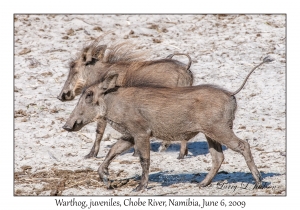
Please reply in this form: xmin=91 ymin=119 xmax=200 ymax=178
xmin=14 ymin=14 xmax=286 ymax=196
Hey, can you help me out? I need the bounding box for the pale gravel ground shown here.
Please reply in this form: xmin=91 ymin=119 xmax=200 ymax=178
xmin=14 ymin=14 xmax=285 ymax=196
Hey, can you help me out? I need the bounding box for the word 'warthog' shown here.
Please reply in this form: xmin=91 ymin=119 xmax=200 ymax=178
xmin=58 ymin=38 xmax=193 ymax=159
xmin=63 ymin=56 xmax=274 ymax=191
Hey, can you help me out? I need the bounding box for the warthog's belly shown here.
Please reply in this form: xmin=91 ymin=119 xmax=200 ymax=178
xmin=107 ymin=117 xmax=199 ymax=142
xmin=152 ymin=131 xmax=199 ymax=142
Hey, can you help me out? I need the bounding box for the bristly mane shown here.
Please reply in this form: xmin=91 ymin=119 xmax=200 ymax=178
xmin=68 ymin=33 xmax=108 ymax=66
xmin=71 ymin=33 xmax=150 ymax=71
xmin=80 ymin=36 xmax=151 ymax=93
xmin=103 ymin=42 xmax=149 ymax=65
xmin=77 ymin=34 xmax=193 ymax=93
xmin=88 ymin=38 xmax=152 ymax=85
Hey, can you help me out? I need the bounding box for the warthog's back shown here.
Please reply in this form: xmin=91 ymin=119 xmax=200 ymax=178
xmin=121 ymin=59 xmax=193 ymax=88
xmin=104 ymin=85 xmax=236 ymax=141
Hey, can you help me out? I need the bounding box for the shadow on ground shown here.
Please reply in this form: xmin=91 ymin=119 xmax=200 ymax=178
xmin=119 ymin=141 xmax=227 ymax=157
xmin=137 ymin=171 xmax=281 ymax=187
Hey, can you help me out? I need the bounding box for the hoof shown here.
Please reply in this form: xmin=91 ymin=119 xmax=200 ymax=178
xmin=84 ymin=153 xmax=97 ymax=159
xmin=84 ymin=154 xmax=93 ymax=159
xmin=177 ymin=154 xmax=185 ymax=159
xmin=253 ymin=171 xmax=263 ymax=187
xmin=184 ymin=148 xmax=188 ymax=156
xmin=132 ymin=184 xmax=147 ymax=192
xmin=177 ymin=149 xmax=188 ymax=159
xmin=198 ymin=180 xmax=211 ymax=188
xmin=158 ymin=146 xmax=166 ymax=153
xmin=100 ymin=174 xmax=111 ymax=188
xmin=84 ymin=147 xmax=97 ymax=159
xmin=102 ymin=177 xmax=111 ymax=188
xmin=98 ymin=168 xmax=110 ymax=187
xmin=132 ymin=151 xmax=139 ymax=157
xmin=254 ymin=181 xmax=263 ymax=188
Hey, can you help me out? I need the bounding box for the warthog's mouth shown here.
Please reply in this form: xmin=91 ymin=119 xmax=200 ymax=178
xmin=63 ymin=119 xmax=84 ymax=132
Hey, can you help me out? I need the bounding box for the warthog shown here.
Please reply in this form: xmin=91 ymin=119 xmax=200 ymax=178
xmin=57 ymin=38 xmax=193 ymax=159
xmin=63 ymin=56 xmax=273 ymax=191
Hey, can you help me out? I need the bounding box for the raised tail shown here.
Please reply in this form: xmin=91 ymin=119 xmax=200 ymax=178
xmin=231 ymin=56 xmax=274 ymax=96
xmin=166 ymin=53 xmax=192 ymax=71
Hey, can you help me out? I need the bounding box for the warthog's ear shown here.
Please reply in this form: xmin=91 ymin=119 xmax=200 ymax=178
xmin=84 ymin=45 xmax=107 ymax=64
xmin=101 ymin=71 xmax=119 ymax=91
xmin=102 ymin=48 xmax=112 ymax=63
xmin=94 ymin=45 xmax=107 ymax=61
xmin=81 ymin=46 xmax=90 ymax=63
xmin=85 ymin=47 xmax=93 ymax=63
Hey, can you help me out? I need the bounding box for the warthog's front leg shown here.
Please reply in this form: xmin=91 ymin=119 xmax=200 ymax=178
xmin=85 ymin=118 xmax=107 ymax=159
xmin=198 ymin=136 xmax=224 ymax=187
xmin=98 ymin=137 xmax=134 ymax=187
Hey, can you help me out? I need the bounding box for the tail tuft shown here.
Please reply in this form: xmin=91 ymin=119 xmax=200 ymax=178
xmin=263 ymin=56 xmax=275 ymax=63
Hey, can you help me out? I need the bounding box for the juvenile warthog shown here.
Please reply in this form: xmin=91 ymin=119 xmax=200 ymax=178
xmin=57 ymin=38 xmax=193 ymax=159
xmin=63 ymin=56 xmax=273 ymax=191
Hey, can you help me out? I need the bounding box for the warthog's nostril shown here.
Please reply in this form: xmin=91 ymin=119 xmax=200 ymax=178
xmin=61 ymin=90 xmax=72 ymax=100
xmin=57 ymin=92 xmax=66 ymax=101
xmin=66 ymin=90 xmax=71 ymax=97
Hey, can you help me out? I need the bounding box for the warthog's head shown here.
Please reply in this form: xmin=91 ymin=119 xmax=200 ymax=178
xmin=57 ymin=44 xmax=107 ymax=101
xmin=63 ymin=72 xmax=118 ymax=132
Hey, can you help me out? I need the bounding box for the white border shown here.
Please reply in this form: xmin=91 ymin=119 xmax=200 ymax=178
xmin=5 ymin=0 xmax=295 ymax=209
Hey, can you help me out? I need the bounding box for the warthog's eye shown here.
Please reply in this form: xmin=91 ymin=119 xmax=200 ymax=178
xmin=85 ymin=58 xmax=98 ymax=66
xmin=70 ymin=61 xmax=76 ymax=69
xmin=85 ymin=91 xmax=93 ymax=103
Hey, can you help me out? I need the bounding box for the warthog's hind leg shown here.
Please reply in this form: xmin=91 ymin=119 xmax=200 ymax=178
xmin=132 ymin=135 xmax=150 ymax=192
xmin=177 ymin=140 xmax=188 ymax=159
xmin=224 ymin=133 xmax=262 ymax=187
xmin=158 ymin=140 xmax=171 ymax=152
xmin=198 ymin=136 xmax=224 ymax=187
xmin=203 ymin=126 xmax=262 ymax=187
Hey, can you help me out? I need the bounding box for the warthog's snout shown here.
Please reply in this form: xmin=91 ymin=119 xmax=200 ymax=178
xmin=63 ymin=119 xmax=83 ymax=132
xmin=57 ymin=90 xmax=73 ymax=101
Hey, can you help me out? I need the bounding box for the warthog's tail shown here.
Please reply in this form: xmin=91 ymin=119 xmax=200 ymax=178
xmin=166 ymin=53 xmax=192 ymax=71
xmin=231 ymin=56 xmax=274 ymax=96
